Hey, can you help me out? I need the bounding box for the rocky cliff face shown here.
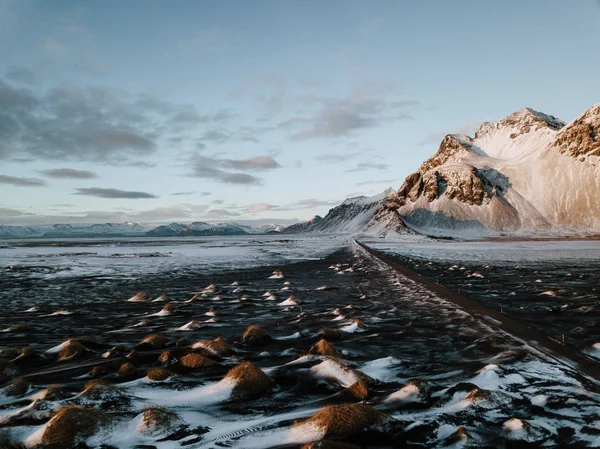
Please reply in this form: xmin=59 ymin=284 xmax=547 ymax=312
xmin=386 ymin=104 xmax=600 ymax=237
xmin=553 ymin=104 xmax=600 ymax=160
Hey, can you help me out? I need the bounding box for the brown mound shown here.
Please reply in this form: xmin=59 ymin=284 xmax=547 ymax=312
xmin=89 ymin=366 xmax=107 ymax=377
xmin=157 ymin=351 xmax=177 ymax=365
xmin=193 ymin=336 xmax=236 ymax=357
xmin=3 ymin=378 xmax=29 ymax=397
xmin=0 ymin=358 xmax=20 ymax=381
xmin=308 ymin=339 xmax=340 ymax=357
xmin=177 ymin=352 xmax=217 ymax=370
xmin=129 ymin=292 xmax=149 ymax=301
xmin=242 ymin=325 xmax=272 ymax=345
xmin=317 ymin=328 xmax=343 ymax=341
xmin=126 ymin=349 xmax=138 ymax=360
xmin=35 ymin=405 xmax=112 ymax=447
xmin=444 ymin=426 xmax=473 ymax=445
xmin=224 ymin=361 xmax=273 ymax=400
xmin=302 ymin=441 xmax=361 ymax=449
xmin=294 ymin=403 xmax=389 ymax=438
xmin=81 ymin=380 xmax=123 ymax=399
xmin=57 ymin=340 xmax=85 ymax=361
xmin=38 ymin=385 xmax=71 ymax=401
xmin=83 ymin=379 xmax=113 ymax=393
xmin=138 ymin=333 xmax=166 ymax=350
xmin=147 ymin=368 xmax=175 ymax=381
xmin=176 ymin=338 xmax=191 ymax=347
xmin=347 ymin=380 xmax=369 ymax=401
xmin=138 ymin=407 xmax=182 ymax=436
xmin=162 ymin=303 xmax=176 ymax=313
xmin=117 ymin=362 xmax=137 ymax=377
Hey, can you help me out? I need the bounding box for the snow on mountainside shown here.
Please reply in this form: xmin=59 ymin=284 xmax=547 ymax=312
xmin=282 ymin=216 xmax=323 ymax=234
xmin=42 ymin=223 xmax=149 ymax=238
xmin=387 ymin=104 xmax=600 ymax=237
xmin=0 ymin=221 xmax=287 ymax=239
xmin=284 ymin=188 xmax=414 ymax=236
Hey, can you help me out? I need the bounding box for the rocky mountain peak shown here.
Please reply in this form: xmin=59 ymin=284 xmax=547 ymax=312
xmin=418 ymin=134 xmax=478 ymax=173
xmin=475 ymin=108 xmax=565 ymax=141
xmin=553 ymin=104 xmax=600 ymax=160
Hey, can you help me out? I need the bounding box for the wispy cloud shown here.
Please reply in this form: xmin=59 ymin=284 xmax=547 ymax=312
xmin=5 ymin=66 xmax=37 ymax=85
xmin=0 ymin=174 xmax=46 ymax=186
xmin=248 ymin=203 xmax=278 ymax=213
xmin=190 ymin=154 xmax=281 ymax=186
xmin=0 ymin=75 xmax=233 ymax=164
xmin=39 ymin=168 xmax=97 ymax=179
xmin=356 ymin=178 xmax=402 ymax=186
xmin=206 ymin=208 xmax=241 ymax=218
xmin=0 ymin=207 xmax=34 ymax=217
xmin=280 ymin=88 xmax=417 ymax=140
xmin=74 ymin=188 xmax=157 ymax=199
xmin=315 ymin=152 xmax=362 ymax=163
xmin=345 ymin=162 xmax=390 ymax=172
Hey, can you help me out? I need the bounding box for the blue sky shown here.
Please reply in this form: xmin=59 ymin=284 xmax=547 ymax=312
xmin=1 ymin=0 xmax=599 ymax=225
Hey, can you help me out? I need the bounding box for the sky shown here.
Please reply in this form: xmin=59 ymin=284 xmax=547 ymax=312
xmin=1 ymin=0 xmax=599 ymax=226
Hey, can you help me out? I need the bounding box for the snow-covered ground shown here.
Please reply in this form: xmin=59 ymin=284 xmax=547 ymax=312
xmin=369 ymin=239 xmax=600 ymax=267
xmin=0 ymin=235 xmax=349 ymax=279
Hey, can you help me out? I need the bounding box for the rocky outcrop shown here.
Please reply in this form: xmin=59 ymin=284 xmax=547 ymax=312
xmin=553 ymin=104 xmax=600 ymax=160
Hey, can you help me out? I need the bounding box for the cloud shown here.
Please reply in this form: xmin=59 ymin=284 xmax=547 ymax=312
xmin=0 ymin=174 xmax=46 ymax=186
xmin=73 ymin=60 xmax=108 ymax=76
xmin=356 ymin=178 xmax=402 ymax=186
xmin=248 ymin=203 xmax=278 ymax=213
xmin=281 ymin=88 xmax=417 ymax=140
xmin=39 ymin=168 xmax=98 ymax=179
xmin=5 ymin=66 xmax=37 ymax=85
xmin=293 ymin=198 xmax=340 ymax=209
xmin=171 ymin=191 xmax=196 ymax=196
xmin=206 ymin=208 xmax=241 ymax=218
xmin=212 ymin=199 xmax=224 ymax=205
xmin=315 ymin=152 xmax=362 ymax=163
xmin=190 ymin=154 xmax=281 ymax=186
xmin=74 ymin=188 xmax=157 ymax=199
xmin=220 ymin=156 xmax=281 ymax=171
xmin=0 ymin=207 xmax=34 ymax=217
xmin=0 ymin=77 xmax=224 ymax=163
xmin=346 ymin=162 xmax=390 ymax=172
xmin=0 ymin=204 xmax=211 ymax=225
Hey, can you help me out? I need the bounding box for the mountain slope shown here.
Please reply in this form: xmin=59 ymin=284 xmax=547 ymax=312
xmin=284 ymin=189 xmax=414 ymax=236
xmin=387 ymin=104 xmax=600 ymax=237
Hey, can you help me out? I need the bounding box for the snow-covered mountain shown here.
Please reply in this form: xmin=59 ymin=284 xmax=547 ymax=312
xmin=41 ymin=223 xmax=149 ymax=238
xmin=284 ymin=189 xmax=413 ymax=236
xmin=0 ymin=225 xmax=46 ymax=239
xmin=0 ymin=221 xmax=286 ymax=239
xmin=282 ymin=215 xmax=323 ymax=234
xmin=385 ymin=104 xmax=600 ymax=237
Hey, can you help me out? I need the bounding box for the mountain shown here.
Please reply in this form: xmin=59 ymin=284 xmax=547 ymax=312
xmin=384 ymin=104 xmax=600 ymax=237
xmin=284 ymin=189 xmax=414 ymax=236
xmin=179 ymin=222 xmax=250 ymax=236
xmin=145 ymin=223 xmax=188 ymax=237
xmin=282 ymin=216 xmax=322 ymax=234
xmin=41 ymin=223 xmax=149 ymax=238
xmin=0 ymin=225 xmax=45 ymax=239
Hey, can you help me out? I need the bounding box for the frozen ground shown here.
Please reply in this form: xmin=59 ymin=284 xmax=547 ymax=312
xmin=369 ymin=239 xmax=600 ymax=267
xmin=0 ymin=235 xmax=349 ymax=281
xmin=0 ymin=239 xmax=599 ymax=448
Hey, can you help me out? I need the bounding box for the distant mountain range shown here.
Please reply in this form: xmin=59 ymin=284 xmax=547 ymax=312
xmin=0 ymin=221 xmax=286 ymax=239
